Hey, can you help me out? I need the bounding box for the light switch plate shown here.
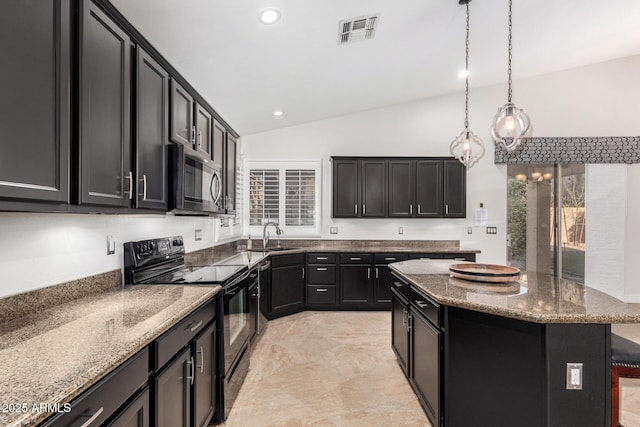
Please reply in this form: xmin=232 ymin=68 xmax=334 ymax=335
xmin=195 ymin=229 xmax=203 ymax=241
xmin=467 ymin=226 xmax=473 ymax=234
xmin=398 ymin=227 xmax=404 ymax=235
xmin=330 ymin=226 xmax=338 ymax=234
xmin=566 ymin=363 xmax=583 ymax=390
xmin=107 ymin=236 xmax=115 ymax=255
xmin=486 ymin=226 xmax=497 ymax=234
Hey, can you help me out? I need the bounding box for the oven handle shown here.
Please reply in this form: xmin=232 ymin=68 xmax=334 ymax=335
xmin=225 ymin=269 xmax=251 ymax=290
xmin=258 ymin=260 xmax=271 ymax=271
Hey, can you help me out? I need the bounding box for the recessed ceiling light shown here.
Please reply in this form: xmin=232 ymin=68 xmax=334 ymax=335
xmin=273 ymin=110 xmax=284 ymax=117
xmin=259 ymin=9 xmax=281 ymax=24
xmin=458 ymin=69 xmax=469 ymax=79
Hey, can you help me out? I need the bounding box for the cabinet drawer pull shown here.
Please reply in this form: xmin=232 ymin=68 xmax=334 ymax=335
xmin=418 ymin=204 xmax=422 ymax=215
xmin=317 ymin=257 xmax=328 ymax=260
xmin=350 ymin=257 xmax=361 ymax=261
xmin=80 ymin=407 xmax=104 ymax=427
xmin=317 ymin=288 xmax=328 ymax=292
xmin=410 ymin=204 xmax=413 ymax=215
xmin=455 ymin=257 xmax=466 ymax=261
xmin=375 ymin=267 xmax=379 ymax=279
xmin=363 ymin=204 xmax=366 ymax=215
xmin=393 ymin=281 xmax=404 ymax=288
xmin=445 ymin=204 xmax=449 ymax=215
xmin=189 ymin=319 xmax=203 ymax=332
xmin=197 ymin=346 xmax=204 ymax=373
xmin=416 ymin=301 xmax=429 ymax=308
xmin=354 ymin=204 xmax=357 ymax=215
xmin=316 ymin=267 xmax=328 ymax=271
xmin=384 ymin=257 xmax=396 ymax=261
xmin=367 ymin=268 xmax=370 ymax=279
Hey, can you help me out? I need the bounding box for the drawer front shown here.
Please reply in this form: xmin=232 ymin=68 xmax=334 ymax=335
xmin=307 ymin=285 xmax=337 ymax=305
xmin=411 ymin=287 xmax=441 ymax=328
xmin=408 ymin=253 xmax=444 ymax=260
xmin=308 ymin=253 xmax=337 ymax=264
xmin=390 ymin=273 xmax=410 ymax=300
xmin=307 ymin=265 xmax=337 ymax=284
xmin=271 ymin=253 xmax=305 ymax=268
xmin=442 ymin=252 xmax=476 ymax=262
xmin=43 ymin=348 xmax=149 ymax=427
xmin=339 ymin=253 xmax=372 ymax=264
xmin=374 ymin=253 xmax=409 ymax=264
xmin=154 ymin=299 xmax=216 ymax=370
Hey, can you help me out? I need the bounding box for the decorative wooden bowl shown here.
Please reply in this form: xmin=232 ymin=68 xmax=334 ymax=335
xmin=449 ymin=263 xmax=521 ymax=283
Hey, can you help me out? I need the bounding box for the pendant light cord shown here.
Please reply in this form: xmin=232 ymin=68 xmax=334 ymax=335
xmin=507 ymin=0 xmax=513 ymax=103
xmin=464 ymin=2 xmax=470 ymax=130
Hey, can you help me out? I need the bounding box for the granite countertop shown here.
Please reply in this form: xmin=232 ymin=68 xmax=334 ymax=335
xmin=0 ymin=284 xmax=221 ymax=427
xmin=241 ymin=245 xmax=479 ymax=256
xmin=389 ymin=259 xmax=640 ymax=324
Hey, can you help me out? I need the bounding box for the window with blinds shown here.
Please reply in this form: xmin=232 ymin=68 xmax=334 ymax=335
xmin=246 ymin=161 xmax=321 ymax=235
xmin=249 ymin=169 xmax=279 ymax=226
xmin=285 ymin=169 xmax=315 ymax=226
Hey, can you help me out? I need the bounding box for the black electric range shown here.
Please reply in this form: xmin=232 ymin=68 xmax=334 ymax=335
xmin=123 ymin=236 xmax=258 ymax=422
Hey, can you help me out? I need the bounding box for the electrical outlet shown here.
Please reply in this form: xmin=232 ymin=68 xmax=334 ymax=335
xmin=486 ymin=226 xmax=497 ymax=234
xmin=566 ymin=363 xmax=583 ymax=390
xmin=106 ymin=236 xmax=115 ymax=255
xmin=195 ymin=229 xmax=203 ymax=241
xmin=467 ymin=226 xmax=473 ymax=234
xmin=330 ymin=227 xmax=338 ymax=234
xmin=398 ymin=227 xmax=404 ymax=235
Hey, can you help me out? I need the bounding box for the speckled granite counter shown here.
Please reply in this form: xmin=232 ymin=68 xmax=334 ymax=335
xmin=390 ymin=259 xmax=640 ymax=324
xmin=0 ymin=284 xmax=221 ymax=427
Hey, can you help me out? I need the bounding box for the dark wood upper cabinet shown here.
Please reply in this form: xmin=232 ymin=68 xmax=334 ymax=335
xmin=170 ymin=79 xmax=194 ymax=148
xmin=388 ymin=160 xmax=415 ymax=217
xmin=333 ymin=157 xmax=466 ymax=219
xmin=443 ymin=159 xmax=466 ymax=218
xmin=361 ymin=160 xmax=387 ymax=217
xmin=0 ymin=0 xmax=70 ymax=205
xmin=332 ymin=159 xmax=359 ymax=218
xmin=135 ymin=47 xmax=169 ymax=210
xmin=416 ymin=160 xmax=443 ymax=218
xmin=195 ymin=103 xmax=212 ymax=159
xmin=212 ymin=120 xmax=226 ymax=171
xmin=78 ymin=0 xmax=131 ymax=207
xmin=225 ymin=134 xmax=237 ymax=214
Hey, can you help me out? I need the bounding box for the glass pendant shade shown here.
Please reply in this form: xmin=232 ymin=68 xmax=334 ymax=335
xmin=491 ymin=102 xmax=531 ymax=151
xmin=450 ymin=129 xmax=484 ymax=168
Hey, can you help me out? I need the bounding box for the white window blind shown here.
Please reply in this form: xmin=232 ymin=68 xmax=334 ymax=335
xmin=285 ymin=169 xmax=316 ymax=226
xmin=246 ymin=161 xmax=321 ymax=236
xmin=248 ymin=169 xmax=279 ymax=226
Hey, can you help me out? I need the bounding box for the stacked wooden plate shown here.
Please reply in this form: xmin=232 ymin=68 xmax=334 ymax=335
xmin=449 ymin=263 xmax=520 ymax=283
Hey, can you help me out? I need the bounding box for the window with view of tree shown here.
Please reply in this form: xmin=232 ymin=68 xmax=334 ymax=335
xmin=246 ymin=161 xmax=321 ymax=235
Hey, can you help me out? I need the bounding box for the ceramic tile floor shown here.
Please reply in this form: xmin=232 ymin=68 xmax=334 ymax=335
xmin=223 ymin=312 xmax=640 ymax=427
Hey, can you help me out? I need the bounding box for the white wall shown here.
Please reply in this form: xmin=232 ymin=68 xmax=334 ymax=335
xmin=243 ymin=55 xmax=640 ymax=300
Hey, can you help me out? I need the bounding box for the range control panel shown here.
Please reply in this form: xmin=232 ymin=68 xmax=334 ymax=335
xmin=124 ymin=236 xmax=185 ymax=268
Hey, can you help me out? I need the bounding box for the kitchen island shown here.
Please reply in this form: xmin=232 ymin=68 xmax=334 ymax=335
xmin=389 ymin=259 xmax=640 ymax=427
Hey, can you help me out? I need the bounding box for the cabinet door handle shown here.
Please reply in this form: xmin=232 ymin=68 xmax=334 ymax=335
xmin=385 ymin=257 xmax=396 ymax=261
xmin=350 ymin=257 xmax=361 ymax=261
xmin=80 ymin=407 xmax=104 ymax=427
xmin=198 ymin=131 xmax=202 ymax=148
xmin=354 ymin=204 xmax=358 ymax=215
xmin=416 ymin=300 xmax=429 ymax=308
xmin=138 ymin=174 xmax=147 ymax=200
xmin=417 ymin=204 xmax=422 ymax=215
xmin=409 ymin=204 xmax=413 ymax=215
xmin=317 ymin=288 xmax=328 ymax=292
xmin=189 ymin=319 xmax=203 ymax=332
xmin=363 ymin=204 xmax=366 ymax=215
xmin=316 ymin=267 xmax=328 ymax=271
xmin=393 ymin=281 xmax=404 ymax=288
xmin=197 ymin=346 xmax=204 ymax=373
xmin=406 ymin=313 xmax=412 ymax=332
xmin=445 ymin=204 xmax=449 ymax=215
xmin=302 ymin=267 xmax=305 ymax=279
xmin=191 ymin=126 xmax=196 ymax=144
xmin=402 ymin=308 xmax=407 ymax=325
xmin=375 ymin=267 xmax=379 ymax=279
xmin=317 ymin=257 xmax=328 ymax=260
xmin=187 ymin=356 xmax=195 ymax=385
xmin=367 ymin=268 xmax=370 ymax=279
xmin=124 ymin=171 xmax=133 ymax=200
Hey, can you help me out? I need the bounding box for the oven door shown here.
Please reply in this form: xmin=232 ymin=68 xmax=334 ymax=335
xmin=169 ymin=143 xmax=222 ymax=214
xmin=223 ymin=274 xmax=252 ymax=375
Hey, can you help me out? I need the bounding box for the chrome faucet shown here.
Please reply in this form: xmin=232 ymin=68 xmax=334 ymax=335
xmin=262 ymin=222 xmax=284 ymax=249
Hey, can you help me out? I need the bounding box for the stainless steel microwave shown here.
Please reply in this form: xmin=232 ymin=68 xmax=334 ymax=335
xmin=168 ymin=143 xmax=223 ymax=215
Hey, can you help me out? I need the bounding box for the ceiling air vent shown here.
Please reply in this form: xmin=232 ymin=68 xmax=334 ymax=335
xmin=338 ymin=14 xmax=380 ymax=45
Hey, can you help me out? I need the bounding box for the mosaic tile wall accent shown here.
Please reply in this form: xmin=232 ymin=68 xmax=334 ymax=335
xmin=494 ymin=136 xmax=640 ymax=164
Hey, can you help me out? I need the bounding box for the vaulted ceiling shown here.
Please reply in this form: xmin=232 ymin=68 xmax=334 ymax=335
xmin=112 ymin=0 xmax=640 ymax=136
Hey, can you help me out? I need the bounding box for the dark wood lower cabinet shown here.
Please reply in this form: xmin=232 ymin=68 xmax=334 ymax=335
xmin=193 ymin=324 xmax=216 ymax=427
xmin=391 ymin=288 xmax=410 ymax=376
xmin=267 ymin=254 xmax=305 ymax=319
xmin=107 ymin=387 xmax=150 ymax=427
xmin=155 ymin=348 xmax=191 ymax=427
xmin=339 ymin=264 xmax=372 ymax=305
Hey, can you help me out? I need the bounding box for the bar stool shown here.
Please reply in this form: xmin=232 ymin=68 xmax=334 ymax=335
xmin=611 ymin=333 xmax=640 ymax=427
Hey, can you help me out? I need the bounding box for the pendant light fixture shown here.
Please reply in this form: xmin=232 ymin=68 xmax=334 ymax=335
xmin=449 ymin=0 xmax=484 ymax=168
xmin=491 ymin=0 xmax=531 ymax=151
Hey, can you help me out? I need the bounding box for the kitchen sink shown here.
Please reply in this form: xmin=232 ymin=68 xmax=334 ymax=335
xmin=251 ymin=247 xmax=299 ymax=252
